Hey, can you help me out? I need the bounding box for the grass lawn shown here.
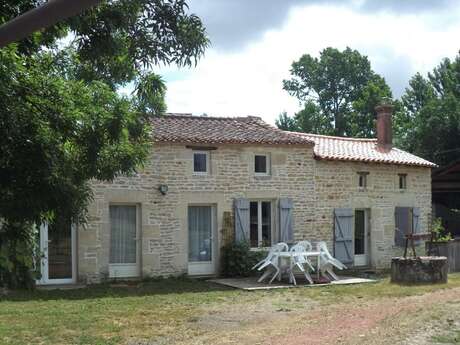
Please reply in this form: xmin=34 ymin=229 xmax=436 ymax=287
xmin=1 ymin=274 xmax=460 ymax=345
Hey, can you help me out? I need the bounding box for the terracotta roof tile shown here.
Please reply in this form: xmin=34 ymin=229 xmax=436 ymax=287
xmin=151 ymin=114 xmax=314 ymax=146
xmin=291 ymin=132 xmax=437 ymax=168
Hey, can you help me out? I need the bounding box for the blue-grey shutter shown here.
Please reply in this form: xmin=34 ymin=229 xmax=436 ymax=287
xmin=413 ymin=207 xmax=421 ymax=245
xmin=279 ymin=198 xmax=294 ymax=243
xmin=234 ymin=198 xmax=250 ymax=243
xmin=334 ymin=208 xmax=353 ymax=265
xmin=395 ymin=207 xmax=410 ymax=247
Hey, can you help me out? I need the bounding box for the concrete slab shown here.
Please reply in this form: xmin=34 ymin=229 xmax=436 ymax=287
xmin=37 ymin=284 xmax=86 ymax=290
xmin=209 ymin=276 xmax=377 ymax=291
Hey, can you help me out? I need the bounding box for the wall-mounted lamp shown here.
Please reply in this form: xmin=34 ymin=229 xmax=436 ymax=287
xmin=158 ymin=184 xmax=168 ymax=195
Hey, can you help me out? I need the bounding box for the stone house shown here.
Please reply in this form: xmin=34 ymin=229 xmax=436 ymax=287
xmin=36 ymin=105 xmax=436 ymax=285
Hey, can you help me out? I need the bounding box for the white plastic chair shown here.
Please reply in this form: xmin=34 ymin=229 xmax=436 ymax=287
xmin=297 ymin=240 xmax=313 ymax=252
xmin=254 ymin=242 xmax=288 ymax=284
xmin=316 ymin=241 xmax=346 ymax=281
xmin=288 ymin=244 xmax=314 ymax=285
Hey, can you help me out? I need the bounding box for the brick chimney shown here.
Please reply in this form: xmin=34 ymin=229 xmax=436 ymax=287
xmin=375 ymin=101 xmax=394 ymax=151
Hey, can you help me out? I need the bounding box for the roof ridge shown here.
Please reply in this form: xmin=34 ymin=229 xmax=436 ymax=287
xmin=287 ymin=131 xmax=378 ymax=142
xmin=160 ymin=113 xmax=264 ymax=122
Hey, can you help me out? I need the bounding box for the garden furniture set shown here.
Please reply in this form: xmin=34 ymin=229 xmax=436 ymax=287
xmin=252 ymin=241 xmax=346 ymax=285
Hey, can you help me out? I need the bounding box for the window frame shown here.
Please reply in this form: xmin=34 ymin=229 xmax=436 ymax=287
xmin=254 ymin=153 xmax=270 ymax=176
xmin=249 ymin=200 xmax=274 ymax=248
xmin=192 ymin=150 xmax=210 ymax=175
xmin=108 ymin=203 xmax=141 ymax=278
xmin=357 ymin=171 xmax=369 ymax=189
xmin=398 ymin=173 xmax=407 ymax=190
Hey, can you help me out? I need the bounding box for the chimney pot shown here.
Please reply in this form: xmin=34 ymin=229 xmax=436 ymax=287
xmin=375 ymin=101 xmax=393 ymax=151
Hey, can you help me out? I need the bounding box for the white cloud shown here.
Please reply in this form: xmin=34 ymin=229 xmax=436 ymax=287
xmin=161 ymin=4 xmax=460 ymax=124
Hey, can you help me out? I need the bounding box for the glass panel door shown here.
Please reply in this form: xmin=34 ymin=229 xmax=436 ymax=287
xmin=188 ymin=206 xmax=212 ymax=262
xmin=109 ymin=205 xmax=139 ymax=278
xmin=37 ymin=221 xmax=76 ymax=285
xmin=188 ymin=205 xmax=215 ymax=275
xmin=110 ymin=205 xmax=137 ymax=264
xmin=48 ymin=219 xmax=73 ymax=280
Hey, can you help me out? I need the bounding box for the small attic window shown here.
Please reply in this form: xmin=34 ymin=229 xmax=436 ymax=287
xmin=193 ymin=151 xmax=209 ymax=174
xmin=399 ymin=174 xmax=407 ymax=190
xmin=358 ymin=172 xmax=369 ymax=188
xmin=254 ymin=154 xmax=270 ymax=175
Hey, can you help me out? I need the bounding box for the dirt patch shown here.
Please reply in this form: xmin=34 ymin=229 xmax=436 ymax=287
xmin=181 ymin=287 xmax=460 ymax=345
xmin=270 ymin=287 xmax=460 ymax=345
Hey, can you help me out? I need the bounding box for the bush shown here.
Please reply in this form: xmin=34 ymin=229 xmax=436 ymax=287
xmin=221 ymin=241 xmax=266 ymax=277
xmin=0 ymin=222 xmax=40 ymax=289
xmin=432 ymin=218 xmax=452 ymax=242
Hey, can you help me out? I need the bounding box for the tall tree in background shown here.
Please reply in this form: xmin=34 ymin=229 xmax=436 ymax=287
xmin=0 ymin=0 xmax=208 ymax=287
xmin=394 ymin=52 xmax=460 ymax=166
xmin=279 ymin=47 xmax=392 ymax=137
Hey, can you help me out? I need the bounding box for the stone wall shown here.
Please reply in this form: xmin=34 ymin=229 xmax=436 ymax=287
xmin=79 ymin=143 xmax=316 ymax=283
xmin=77 ymin=142 xmax=432 ymax=283
xmin=314 ymin=160 xmax=432 ymax=268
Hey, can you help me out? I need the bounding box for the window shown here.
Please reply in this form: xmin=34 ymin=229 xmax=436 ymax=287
xmin=357 ymin=172 xmax=369 ymax=188
xmin=249 ymin=201 xmax=272 ymax=247
xmin=254 ymin=154 xmax=270 ymax=175
xmin=193 ymin=151 xmax=209 ymax=174
xmin=399 ymin=174 xmax=407 ymax=190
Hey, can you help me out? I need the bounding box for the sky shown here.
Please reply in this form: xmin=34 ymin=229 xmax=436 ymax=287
xmin=156 ymin=0 xmax=460 ymax=124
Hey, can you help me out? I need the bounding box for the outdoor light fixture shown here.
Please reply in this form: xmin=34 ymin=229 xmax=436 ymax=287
xmin=158 ymin=184 xmax=168 ymax=195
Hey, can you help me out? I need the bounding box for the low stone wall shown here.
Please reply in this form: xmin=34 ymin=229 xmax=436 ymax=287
xmin=391 ymin=256 xmax=448 ymax=284
xmin=426 ymin=240 xmax=460 ymax=272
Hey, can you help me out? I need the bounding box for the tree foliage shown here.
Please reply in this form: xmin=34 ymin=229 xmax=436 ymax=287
xmin=394 ymin=52 xmax=460 ymax=166
xmin=0 ymin=0 xmax=208 ymax=288
xmin=280 ymin=47 xmax=392 ymax=137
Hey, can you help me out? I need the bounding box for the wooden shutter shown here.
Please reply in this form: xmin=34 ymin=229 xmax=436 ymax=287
xmin=413 ymin=207 xmax=421 ymax=245
xmin=334 ymin=208 xmax=353 ymax=265
xmin=279 ymin=198 xmax=294 ymax=243
xmin=395 ymin=207 xmax=410 ymax=247
xmin=234 ymin=198 xmax=250 ymax=243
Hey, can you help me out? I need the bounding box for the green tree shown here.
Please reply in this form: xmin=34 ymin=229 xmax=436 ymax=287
xmin=281 ymin=47 xmax=392 ymax=137
xmin=0 ymin=0 xmax=208 ymax=288
xmin=275 ymin=111 xmax=298 ymax=131
xmin=394 ymin=53 xmax=460 ymax=166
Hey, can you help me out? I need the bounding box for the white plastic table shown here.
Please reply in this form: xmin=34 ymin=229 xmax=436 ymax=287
xmin=257 ymin=251 xmax=321 ymax=284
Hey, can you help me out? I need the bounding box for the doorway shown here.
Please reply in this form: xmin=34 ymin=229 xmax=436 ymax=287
xmin=109 ymin=204 xmax=141 ymax=278
xmin=37 ymin=220 xmax=76 ymax=285
xmin=354 ymin=209 xmax=370 ymax=266
xmin=188 ymin=205 xmax=216 ymax=275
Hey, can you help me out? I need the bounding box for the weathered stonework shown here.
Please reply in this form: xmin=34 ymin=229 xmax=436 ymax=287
xmin=79 ymin=143 xmax=316 ymax=283
xmin=391 ymin=257 xmax=448 ymax=284
xmin=314 ymin=160 xmax=432 ymax=269
xmin=77 ymin=143 xmax=432 ymax=283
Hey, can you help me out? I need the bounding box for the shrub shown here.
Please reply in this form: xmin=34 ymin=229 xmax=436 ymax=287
xmin=221 ymin=241 xmax=266 ymax=277
xmin=432 ymin=218 xmax=452 ymax=242
xmin=0 ymin=222 xmax=41 ymax=289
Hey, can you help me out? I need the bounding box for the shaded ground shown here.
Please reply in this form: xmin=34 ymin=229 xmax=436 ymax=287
xmin=1 ymin=274 xmax=460 ymax=345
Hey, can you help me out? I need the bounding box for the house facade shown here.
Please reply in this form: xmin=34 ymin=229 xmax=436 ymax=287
xmin=36 ymin=106 xmax=436 ymax=285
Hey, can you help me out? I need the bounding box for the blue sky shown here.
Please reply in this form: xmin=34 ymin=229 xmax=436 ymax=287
xmin=154 ymin=0 xmax=460 ymax=124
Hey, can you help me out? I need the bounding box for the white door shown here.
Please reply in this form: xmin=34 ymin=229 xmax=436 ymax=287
xmin=188 ymin=205 xmax=216 ymax=275
xmin=354 ymin=209 xmax=369 ymax=266
xmin=109 ymin=205 xmax=140 ymax=278
xmin=37 ymin=221 xmax=76 ymax=285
